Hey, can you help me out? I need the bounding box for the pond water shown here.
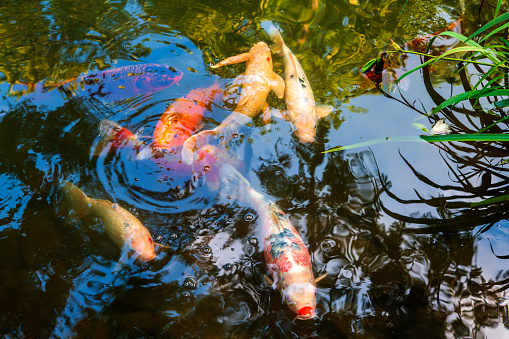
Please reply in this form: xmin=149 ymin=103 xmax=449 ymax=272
xmin=1 ymin=0 xmax=509 ymax=338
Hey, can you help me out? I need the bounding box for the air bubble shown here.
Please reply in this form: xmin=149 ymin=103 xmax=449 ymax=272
xmin=169 ymin=233 xmax=178 ymax=240
xmin=321 ymin=239 xmax=336 ymax=254
xmin=183 ymin=277 xmax=197 ymax=289
xmin=248 ymin=237 xmax=259 ymax=246
xmin=112 ymin=204 xmax=118 ymax=209
xmin=204 ymin=165 xmax=211 ymax=172
xmin=203 ymin=246 xmax=212 ymax=254
xmin=244 ymin=213 xmax=254 ymax=221
xmin=223 ymin=263 xmax=233 ymax=270
xmin=232 ymin=133 xmax=239 ymax=138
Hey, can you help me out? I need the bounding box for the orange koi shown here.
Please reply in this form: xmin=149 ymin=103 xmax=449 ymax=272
xmin=137 ymin=82 xmax=224 ymax=159
xmin=219 ymin=164 xmax=325 ymax=319
xmin=61 ymin=181 xmax=157 ymax=262
xmin=181 ymin=41 xmax=285 ymax=164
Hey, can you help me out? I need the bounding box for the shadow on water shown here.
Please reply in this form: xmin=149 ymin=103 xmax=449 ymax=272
xmin=2 ymin=0 xmax=509 ymax=338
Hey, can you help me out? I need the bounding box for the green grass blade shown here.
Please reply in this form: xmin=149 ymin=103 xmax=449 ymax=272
xmin=431 ymin=88 xmax=509 ymax=115
xmin=471 ymin=193 xmax=509 ymax=207
xmin=360 ymin=58 xmax=377 ymax=73
xmin=480 ymin=22 xmax=509 ymax=42
xmin=324 ymin=133 xmax=509 ymax=152
xmin=395 ymin=58 xmax=434 ymax=84
xmin=466 ymin=12 xmax=509 ymax=42
xmin=426 ymin=31 xmax=501 ymax=63
xmin=477 ymin=115 xmax=509 ymax=134
xmin=495 ymin=98 xmax=509 ymax=108
xmin=495 ymin=0 xmax=503 ymax=19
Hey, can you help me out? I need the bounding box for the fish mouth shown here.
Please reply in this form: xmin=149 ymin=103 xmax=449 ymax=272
xmin=296 ymin=306 xmax=316 ymax=320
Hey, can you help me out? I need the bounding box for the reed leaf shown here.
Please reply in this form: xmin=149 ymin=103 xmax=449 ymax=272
xmin=430 ymin=88 xmax=509 ymax=115
xmin=324 ymin=133 xmax=509 ymax=152
xmin=466 ymin=12 xmax=509 ymax=42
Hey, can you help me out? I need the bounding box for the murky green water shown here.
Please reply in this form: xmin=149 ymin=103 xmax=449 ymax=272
xmin=1 ymin=0 xmax=509 ymax=337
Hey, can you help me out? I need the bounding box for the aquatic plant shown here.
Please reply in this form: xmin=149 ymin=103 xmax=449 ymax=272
xmin=327 ymin=0 xmax=509 ymax=154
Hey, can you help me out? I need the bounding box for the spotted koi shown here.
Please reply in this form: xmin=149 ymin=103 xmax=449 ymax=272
xmin=219 ymin=164 xmax=322 ymax=320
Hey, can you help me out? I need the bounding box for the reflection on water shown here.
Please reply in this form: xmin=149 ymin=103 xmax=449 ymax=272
xmin=1 ymin=0 xmax=509 ymax=337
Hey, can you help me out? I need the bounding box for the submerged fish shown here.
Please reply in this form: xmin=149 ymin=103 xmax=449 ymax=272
xmin=265 ymin=24 xmax=333 ymax=143
xmin=92 ymin=119 xmax=142 ymax=157
xmin=61 ymin=181 xmax=156 ymax=261
xmin=13 ymin=64 xmax=183 ymax=101
xmin=194 ymin=145 xmax=243 ymax=192
xmin=181 ymin=41 xmax=285 ymax=164
xmin=219 ymin=164 xmax=322 ymax=319
xmin=137 ymin=82 xmax=224 ymax=159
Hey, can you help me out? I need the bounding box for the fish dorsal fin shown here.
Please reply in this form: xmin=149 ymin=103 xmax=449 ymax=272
xmin=316 ymin=105 xmax=333 ymax=119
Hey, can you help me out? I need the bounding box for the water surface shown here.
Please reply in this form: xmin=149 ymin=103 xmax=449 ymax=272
xmin=1 ymin=0 xmax=508 ymax=338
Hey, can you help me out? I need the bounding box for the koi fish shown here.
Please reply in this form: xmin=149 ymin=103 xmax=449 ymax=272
xmin=13 ymin=64 xmax=183 ymax=101
xmin=61 ymin=181 xmax=156 ymax=261
xmin=219 ymin=164 xmax=324 ymax=319
xmin=194 ymin=145 xmax=244 ymax=192
xmin=181 ymin=41 xmax=285 ymax=164
xmin=265 ymin=24 xmax=333 ymax=143
xmin=137 ymin=82 xmax=224 ymax=160
xmin=92 ymin=119 xmax=142 ymax=157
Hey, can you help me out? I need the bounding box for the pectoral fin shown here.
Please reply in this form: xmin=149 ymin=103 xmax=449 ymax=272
xmin=263 ymin=103 xmax=271 ymax=130
xmin=264 ymin=274 xmax=274 ymax=287
xmin=315 ymin=273 xmax=327 ymax=283
xmin=211 ymin=52 xmax=252 ymax=68
xmin=154 ymin=242 xmax=171 ymax=249
xmin=316 ymin=105 xmax=333 ymax=119
xmin=237 ymin=87 xmax=254 ymax=107
xmin=270 ymin=72 xmax=285 ymax=99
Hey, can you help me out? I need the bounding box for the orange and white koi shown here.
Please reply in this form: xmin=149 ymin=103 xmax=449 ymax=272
xmin=61 ymin=181 xmax=157 ymax=262
xmin=193 ymin=145 xmax=244 ymax=192
xmin=92 ymin=119 xmax=142 ymax=157
xmin=265 ymin=24 xmax=333 ymax=143
xmin=181 ymin=41 xmax=285 ymax=164
xmin=219 ymin=164 xmax=324 ymax=319
xmin=137 ymin=82 xmax=224 ymax=160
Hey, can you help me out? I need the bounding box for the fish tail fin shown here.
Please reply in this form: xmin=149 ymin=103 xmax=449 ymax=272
xmin=181 ymin=129 xmax=215 ymax=165
xmin=261 ymin=21 xmax=285 ymax=49
xmin=61 ymin=181 xmax=92 ymax=218
xmin=218 ymin=164 xmax=264 ymax=203
xmin=136 ymin=143 xmax=159 ymax=160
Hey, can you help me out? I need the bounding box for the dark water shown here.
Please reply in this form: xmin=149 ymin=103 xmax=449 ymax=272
xmin=1 ymin=0 xmax=509 ymax=337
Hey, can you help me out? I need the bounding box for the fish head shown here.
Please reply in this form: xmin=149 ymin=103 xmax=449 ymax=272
xmin=135 ymin=65 xmax=183 ymax=91
xmin=250 ymin=42 xmax=273 ymax=67
xmin=283 ymin=282 xmax=317 ymax=320
xmin=130 ymin=234 xmax=157 ymax=262
xmin=292 ymin=114 xmax=317 ymax=143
